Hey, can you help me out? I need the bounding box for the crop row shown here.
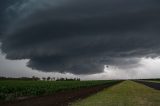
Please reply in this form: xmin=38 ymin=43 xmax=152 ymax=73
xmin=0 ymin=80 xmax=116 ymax=101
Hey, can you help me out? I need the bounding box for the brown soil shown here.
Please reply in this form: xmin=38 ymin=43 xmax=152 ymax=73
xmin=1 ymin=81 xmax=122 ymax=106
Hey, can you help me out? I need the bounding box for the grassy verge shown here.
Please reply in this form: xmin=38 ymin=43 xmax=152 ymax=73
xmin=70 ymin=81 xmax=160 ymax=106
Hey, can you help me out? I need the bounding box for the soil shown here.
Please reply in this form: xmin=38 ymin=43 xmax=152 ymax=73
xmin=135 ymin=80 xmax=160 ymax=90
xmin=1 ymin=81 xmax=122 ymax=106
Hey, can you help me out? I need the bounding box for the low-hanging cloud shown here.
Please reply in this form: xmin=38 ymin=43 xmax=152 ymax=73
xmin=1 ymin=0 xmax=160 ymax=74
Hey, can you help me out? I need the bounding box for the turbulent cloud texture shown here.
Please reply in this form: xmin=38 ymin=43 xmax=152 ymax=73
xmin=1 ymin=0 xmax=160 ymax=74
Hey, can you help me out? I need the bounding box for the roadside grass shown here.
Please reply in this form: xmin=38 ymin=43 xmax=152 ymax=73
xmin=70 ymin=81 xmax=160 ymax=106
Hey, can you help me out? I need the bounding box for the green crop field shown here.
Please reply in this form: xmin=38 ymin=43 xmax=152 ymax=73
xmin=0 ymin=80 xmax=116 ymax=101
xmin=71 ymin=81 xmax=160 ymax=106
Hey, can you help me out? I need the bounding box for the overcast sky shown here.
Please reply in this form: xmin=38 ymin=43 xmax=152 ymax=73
xmin=0 ymin=0 xmax=160 ymax=79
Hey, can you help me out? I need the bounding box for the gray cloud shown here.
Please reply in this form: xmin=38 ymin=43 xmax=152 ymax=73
xmin=1 ymin=0 xmax=160 ymax=74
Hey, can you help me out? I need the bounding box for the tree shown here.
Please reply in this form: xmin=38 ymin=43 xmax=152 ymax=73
xmin=47 ymin=77 xmax=51 ymax=81
xmin=42 ymin=77 xmax=46 ymax=81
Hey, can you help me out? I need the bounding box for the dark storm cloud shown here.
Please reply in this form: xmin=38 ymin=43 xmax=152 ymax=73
xmin=0 ymin=1 xmax=9 ymax=39
xmin=1 ymin=0 xmax=160 ymax=74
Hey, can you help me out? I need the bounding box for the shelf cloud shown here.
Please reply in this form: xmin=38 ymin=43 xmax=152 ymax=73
xmin=0 ymin=0 xmax=160 ymax=74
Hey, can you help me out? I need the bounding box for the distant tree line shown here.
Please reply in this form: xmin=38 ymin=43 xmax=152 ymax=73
xmin=0 ymin=76 xmax=40 ymax=81
xmin=42 ymin=77 xmax=80 ymax=81
xmin=56 ymin=78 xmax=80 ymax=81
xmin=0 ymin=76 xmax=80 ymax=81
xmin=140 ymin=78 xmax=160 ymax=81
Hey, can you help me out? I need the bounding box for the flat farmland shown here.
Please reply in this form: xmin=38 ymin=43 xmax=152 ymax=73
xmin=71 ymin=81 xmax=160 ymax=106
xmin=0 ymin=80 xmax=121 ymax=106
xmin=0 ymin=80 xmax=119 ymax=101
xmin=146 ymin=80 xmax=160 ymax=83
xmin=1 ymin=80 xmax=160 ymax=106
xmin=135 ymin=80 xmax=160 ymax=90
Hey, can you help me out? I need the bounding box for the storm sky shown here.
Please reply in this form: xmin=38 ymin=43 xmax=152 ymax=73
xmin=0 ymin=0 xmax=160 ymax=79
